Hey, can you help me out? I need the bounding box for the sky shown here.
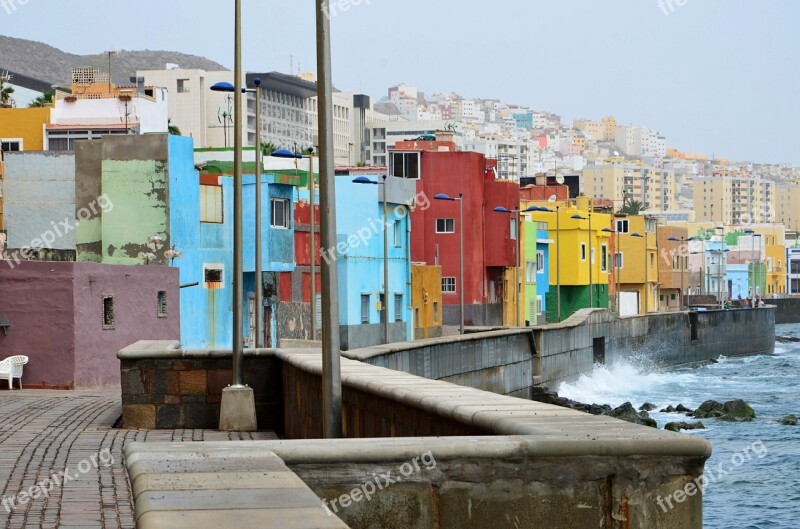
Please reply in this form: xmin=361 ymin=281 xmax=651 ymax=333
xmin=2 ymin=0 xmax=798 ymax=164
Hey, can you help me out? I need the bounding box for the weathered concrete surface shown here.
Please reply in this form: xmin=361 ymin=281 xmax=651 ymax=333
xmin=123 ymin=347 xmax=709 ymax=528
xmin=768 ymin=299 xmax=800 ymax=324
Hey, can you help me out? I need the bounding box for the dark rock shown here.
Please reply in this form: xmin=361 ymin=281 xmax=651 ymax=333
xmin=606 ymin=402 xmax=658 ymax=428
xmin=586 ymin=404 xmax=612 ymax=416
xmin=639 ymin=402 xmax=658 ymax=412
xmin=779 ymin=414 xmax=797 ymax=426
xmin=675 ymin=404 xmax=692 ymax=413
xmin=691 ymin=400 xmax=724 ymax=418
xmin=721 ymin=399 xmax=756 ymax=420
xmin=665 ymin=421 xmax=706 ymax=432
xmin=530 ymin=391 xmax=560 ymax=404
xmin=660 ymin=405 xmax=676 ymax=413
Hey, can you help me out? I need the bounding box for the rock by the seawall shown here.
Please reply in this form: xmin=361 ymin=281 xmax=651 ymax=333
xmin=639 ymin=402 xmax=658 ymax=412
xmin=608 ymin=402 xmax=657 ymax=428
xmin=676 ymin=404 xmax=692 ymax=413
xmin=664 ymin=421 xmax=706 ymax=432
xmin=779 ymin=414 xmax=797 ymax=426
xmin=691 ymin=399 xmax=756 ymax=421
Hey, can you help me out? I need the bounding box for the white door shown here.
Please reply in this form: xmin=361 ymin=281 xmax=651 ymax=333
xmin=620 ymin=291 xmax=640 ymax=317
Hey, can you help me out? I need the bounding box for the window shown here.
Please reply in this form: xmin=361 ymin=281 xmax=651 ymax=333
xmin=536 ymin=250 xmax=545 ymax=273
xmin=390 ymin=151 xmax=421 ymax=179
xmin=395 ymin=294 xmax=403 ymax=321
xmin=526 ymin=260 xmax=536 ymax=284
xmin=616 ymin=219 xmax=629 ymax=234
xmin=204 ymin=265 xmax=224 ymax=288
xmin=394 ymin=221 xmax=402 ymax=248
xmin=361 ymin=294 xmax=370 ymax=323
xmin=157 ymin=291 xmax=168 ymax=318
xmin=177 ymin=79 xmax=190 ymax=93
xmin=581 ymin=243 xmax=587 ymax=261
xmin=433 ymin=302 xmax=439 ymax=323
xmin=200 ymin=185 xmax=223 ymax=223
xmin=616 ymin=252 xmax=624 ymax=269
xmin=1 ymin=140 xmax=21 ymax=152
xmin=442 ymin=277 xmax=456 ymax=293
xmin=436 ymin=218 xmax=455 ymax=233
xmin=601 ymin=245 xmax=608 ymax=272
xmin=510 ymin=218 xmax=517 ymax=240
xmin=271 ymin=198 xmax=290 ymax=228
xmin=102 ymin=296 xmax=115 ymax=330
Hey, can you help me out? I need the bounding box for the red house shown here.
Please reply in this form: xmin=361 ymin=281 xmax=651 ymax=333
xmin=394 ymin=141 xmax=519 ymax=326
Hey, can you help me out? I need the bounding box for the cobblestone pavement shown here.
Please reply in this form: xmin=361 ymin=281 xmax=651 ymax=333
xmin=0 ymin=388 xmax=278 ymax=529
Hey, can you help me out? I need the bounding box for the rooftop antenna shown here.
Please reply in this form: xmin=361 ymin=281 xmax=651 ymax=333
xmin=290 ymin=55 xmax=294 ymax=76
xmin=106 ymin=49 xmax=118 ymax=93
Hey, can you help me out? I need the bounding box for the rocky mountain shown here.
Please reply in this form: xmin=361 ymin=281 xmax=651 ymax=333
xmin=0 ymin=35 xmax=227 ymax=87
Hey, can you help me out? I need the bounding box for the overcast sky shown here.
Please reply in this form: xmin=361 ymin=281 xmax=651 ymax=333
xmin=3 ymin=0 xmax=798 ymax=164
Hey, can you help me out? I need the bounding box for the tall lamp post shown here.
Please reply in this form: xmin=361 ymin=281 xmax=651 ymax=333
xmin=317 ymin=0 xmax=342 ymax=438
xmin=217 ymin=0 xmax=257 ymax=432
xmin=571 ymin=214 xmax=593 ymax=308
xmin=435 ymin=193 xmax=464 ymax=334
xmin=602 ymin=227 xmax=620 ymax=314
xmin=273 ymin=148 xmax=317 ymax=340
xmin=494 ymin=205 xmax=539 ymax=326
xmin=211 ymin=78 xmax=264 ymax=347
xmin=353 ymin=175 xmax=390 ymax=344
xmin=530 ymin=206 xmax=561 ymax=322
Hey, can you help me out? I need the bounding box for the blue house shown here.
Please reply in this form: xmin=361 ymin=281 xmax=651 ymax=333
xmin=535 ymin=222 xmax=552 ymax=324
xmin=726 ymin=264 xmax=749 ymax=301
xmin=333 ymin=174 xmax=415 ymax=350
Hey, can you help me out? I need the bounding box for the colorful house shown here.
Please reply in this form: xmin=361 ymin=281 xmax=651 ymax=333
xmin=613 ymin=215 xmax=659 ymax=315
xmin=332 ymin=174 xmax=414 ymax=349
xmin=403 ymin=142 xmax=519 ymax=327
xmin=523 ymin=219 xmax=551 ymax=325
xmin=411 ymin=263 xmax=443 ymax=339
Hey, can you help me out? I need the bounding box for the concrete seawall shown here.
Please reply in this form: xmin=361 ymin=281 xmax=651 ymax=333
xmin=344 ymin=307 xmax=776 ymax=393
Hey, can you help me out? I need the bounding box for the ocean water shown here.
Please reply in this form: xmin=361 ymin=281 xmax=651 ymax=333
xmin=558 ymin=323 xmax=800 ymax=528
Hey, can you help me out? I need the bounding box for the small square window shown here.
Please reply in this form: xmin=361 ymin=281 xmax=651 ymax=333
xmin=361 ymin=294 xmax=370 ymax=324
xmin=157 ymin=291 xmax=168 ymax=318
xmin=103 ymin=296 xmax=115 ymax=330
xmin=442 ymin=277 xmax=456 ymax=293
xmin=205 ymin=268 xmax=223 ymax=283
xmin=436 ymin=218 xmax=455 ymax=233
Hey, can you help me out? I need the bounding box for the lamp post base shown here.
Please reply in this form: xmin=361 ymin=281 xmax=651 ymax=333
xmin=219 ymin=385 xmax=257 ymax=432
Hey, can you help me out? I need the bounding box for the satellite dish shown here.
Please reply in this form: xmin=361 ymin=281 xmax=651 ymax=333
xmin=556 ymin=174 xmax=565 ymax=185
xmin=613 ymin=151 xmax=620 ymax=156
xmin=548 ymin=195 xmax=557 ymax=203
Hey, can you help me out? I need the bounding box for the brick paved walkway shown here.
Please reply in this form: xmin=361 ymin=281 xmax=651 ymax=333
xmin=0 ymin=389 xmax=277 ymax=529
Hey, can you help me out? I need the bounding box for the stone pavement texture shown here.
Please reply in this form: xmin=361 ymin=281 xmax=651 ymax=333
xmin=0 ymin=388 xmax=277 ymax=529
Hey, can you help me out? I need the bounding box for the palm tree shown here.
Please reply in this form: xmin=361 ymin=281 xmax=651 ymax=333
xmin=260 ymin=142 xmax=278 ymax=156
xmin=28 ymin=92 xmax=53 ymax=108
xmin=167 ymin=119 xmax=182 ymax=136
xmin=618 ymin=196 xmax=646 ymax=215
xmin=0 ymin=77 xmax=15 ymax=108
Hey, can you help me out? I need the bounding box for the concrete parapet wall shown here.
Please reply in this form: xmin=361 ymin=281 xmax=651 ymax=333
xmin=118 ymin=341 xmax=281 ymax=430
xmin=122 ymin=345 xmax=710 ymax=528
xmin=768 ymin=298 xmax=800 ymax=324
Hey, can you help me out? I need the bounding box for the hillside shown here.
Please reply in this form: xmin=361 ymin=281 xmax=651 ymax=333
xmin=0 ymin=35 xmax=227 ymax=86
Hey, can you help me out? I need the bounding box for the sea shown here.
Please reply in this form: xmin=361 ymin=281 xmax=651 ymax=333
xmin=557 ymin=323 xmax=800 ymax=529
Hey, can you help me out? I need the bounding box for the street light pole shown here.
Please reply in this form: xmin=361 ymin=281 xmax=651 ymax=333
xmin=218 ymin=0 xmax=257 ymax=432
xmin=589 ymin=213 xmax=593 ymax=308
xmin=309 ymin=151 xmax=316 ymax=341
xmin=317 ymin=0 xmax=342 ymax=438
xmin=253 ymin=79 xmax=263 ymax=348
xmin=382 ymin=175 xmax=389 ymax=344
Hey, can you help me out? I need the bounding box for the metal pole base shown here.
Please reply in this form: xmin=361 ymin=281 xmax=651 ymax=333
xmin=219 ymin=385 xmax=257 ymax=432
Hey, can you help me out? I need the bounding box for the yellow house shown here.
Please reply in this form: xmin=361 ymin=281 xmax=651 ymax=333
xmin=614 ymin=215 xmax=659 ymax=315
xmin=0 ymin=107 xmax=50 ymax=151
xmin=759 ymin=227 xmax=786 ymax=296
xmin=411 ymin=263 xmax=443 ymax=339
xmin=521 ymin=196 xmax=612 ymax=322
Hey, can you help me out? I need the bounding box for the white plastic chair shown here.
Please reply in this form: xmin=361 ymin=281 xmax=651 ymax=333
xmin=0 ymin=355 xmax=28 ymax=390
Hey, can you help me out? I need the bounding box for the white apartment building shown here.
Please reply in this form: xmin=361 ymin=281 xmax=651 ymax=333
xmin=137 ymin=67 xmax=245 ymax=149
xmin=464 ymin=139 xmax=536 ymax=181
xmin=366 ymin=119 xmax=464 ymax=167
xmin=615 ymin=125 xmax=667 ymax=158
